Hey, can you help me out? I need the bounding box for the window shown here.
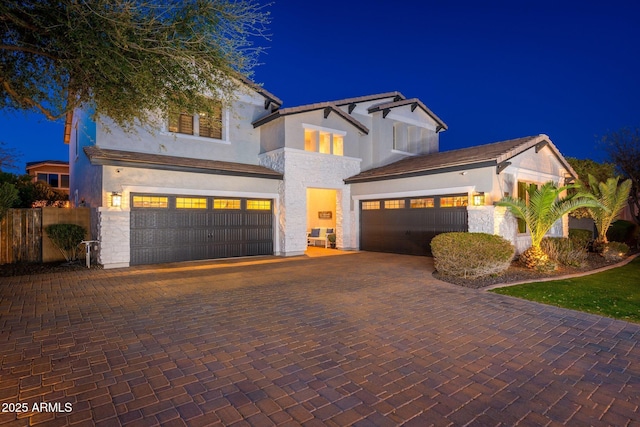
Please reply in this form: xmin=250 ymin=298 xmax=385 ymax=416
xmin=303 ymin=127 xmax=344 ymax=156
xmin=176 ymin=197 xmax=207 ymax=209
xmin=440 ymin=196 xmax=468 ymax=207
xmin=304 ymin=129 xmax=317 ymax=151
xmin=247 ymin=200 xmax=271 ymax=210
xmin=384 ymin=199 xmax=405 ymax=209
xmin=410 ymin=198 xmax=434 ymax=208
xmin=198 ymin=105 xmax=222 ymax=139
xmin=319 ymin=132 xmax=331 ymax=154
xmin=213 ymin=199 xmax=241 ymax=210
xmin=333 ymin=135 xmax=344 ymax=156
xmin=132 ymin=196 xmax=169 ymax=208
xmin=393 ymin=123 xmax=403 ymax=151
xmin=362 ymin=201 xmax=380 ymax=210
xmin=168 ymin=112 xmax=193 ymax=135
xmin=36 ymin=173 xmax=66 ymax=188
xmin=169 ymin=103 xmax=223 ymax=139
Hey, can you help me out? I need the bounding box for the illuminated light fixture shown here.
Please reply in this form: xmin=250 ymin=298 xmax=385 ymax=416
xmin=473 ymin=192 xmax=485 ymax=206
xmin=111 ymin=192 xmax=122 ymax=207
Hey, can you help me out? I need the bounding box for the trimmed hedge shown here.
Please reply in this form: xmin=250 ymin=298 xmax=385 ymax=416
xmin=568 ymin=228 xmax=592 ymax=250
xmin=431 ymin=232 xmax=515 ymax=279
xmin=541 ymin=237 xmax=587 ymax=267
xmin=601 ymin=242 xmax=629 ymax=262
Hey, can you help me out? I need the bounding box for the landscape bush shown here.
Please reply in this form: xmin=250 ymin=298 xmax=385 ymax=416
xmin=606 ymin=220 xmax=638 ymax=246
xmin=600 ymin=241 xmax=629 ymax=262
xmin=45 ymin=224 xmax=87 ymax=262
xmin=541 ymin=237 xmax=588 ymax=267
xmin=431 ymin=232 xmax=515 ymax=279
xmin=568 ymin=229 xmax=592 ymax=250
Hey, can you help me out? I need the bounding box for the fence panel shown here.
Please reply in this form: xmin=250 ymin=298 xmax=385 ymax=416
xmin=0 ymin=209 xmax=42 ymax=264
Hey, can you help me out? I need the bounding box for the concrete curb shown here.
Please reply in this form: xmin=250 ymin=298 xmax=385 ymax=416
xmin=483 ymin=252 xmax=640 ymax=291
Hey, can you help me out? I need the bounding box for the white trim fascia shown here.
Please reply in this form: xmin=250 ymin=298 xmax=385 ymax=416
xmin=352 ymin=186 xmax=475 ymax=201
xmin=302 ymin=123 xmax=347 ymax=136
xmin=121 ymin=185 xmax=279 ymax=200
xmin=506 ymin=166 xmax=562 ymax=183
xmin=385 ymin=112 xmax=437 ymax=131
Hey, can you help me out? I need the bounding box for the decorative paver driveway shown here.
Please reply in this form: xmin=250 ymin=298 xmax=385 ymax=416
xmin=0 ymin=252 xmax=639 ymax=426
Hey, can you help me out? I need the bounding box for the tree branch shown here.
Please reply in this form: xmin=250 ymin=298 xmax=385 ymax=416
xmin=0 ymin=44 xmax=61 ymax=61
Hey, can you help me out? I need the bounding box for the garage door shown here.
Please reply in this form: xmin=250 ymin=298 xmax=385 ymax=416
xmin=130 ymin=194 xmax=273 ymax=265
xmin=360 ymin=195 xmax=468 ymax=256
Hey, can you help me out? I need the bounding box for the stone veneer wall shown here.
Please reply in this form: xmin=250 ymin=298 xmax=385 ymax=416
xmin=467 ymin=205 xmax=567 ymax=255
xmin=96 ymin=208 xmax=130 ymax=269
xmin=260 ymin=148 xmax=361 ymax=256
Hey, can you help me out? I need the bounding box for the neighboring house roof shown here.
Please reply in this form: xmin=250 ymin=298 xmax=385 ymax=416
xmin=26 ymin=160 xmax=69 ymax=170
xmin=252 ymin=92 xmax=411 ymax=135
xmin=345 ymin=134 xmax=578 ymax=183
xmin=367 ymin=98 xmax=448 ymax=132
xmin=84 ymin=147 xmax=283 ymax=180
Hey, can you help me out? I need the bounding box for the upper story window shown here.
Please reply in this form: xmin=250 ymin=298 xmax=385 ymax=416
xmin=304 ymin=126 xmax=345 ymax=156
xmin=168 ymin=103 xmax=223 ymax=140
xmin=37 ymin=173 xmax=69 ymax=189
xmin=392 ymin=122 xmax=432 ymax=155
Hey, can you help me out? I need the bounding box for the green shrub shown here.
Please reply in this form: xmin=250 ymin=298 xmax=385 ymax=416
xmin=45 ymin=224 xmax=87 ymax=262
xmin=607 ymin=220 xmax=638 ymax=245
xmin=568 ymin=228 xmax=592 ymax=250
xmin=541 ymin=237 xmax=587 ymax=268
xmin=431 ymin=232 xmax=515 ymax=279
xmin=601 ymin=242 xmax=629 ymax=262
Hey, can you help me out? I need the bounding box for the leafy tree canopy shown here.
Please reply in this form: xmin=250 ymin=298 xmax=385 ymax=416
xmin=0 ymin=0 xmax=270 ymax=131
xmin=566 ymin=157 xmax=616 ymax=190
xmin=601 ymin=127 xmax=640 ymax=224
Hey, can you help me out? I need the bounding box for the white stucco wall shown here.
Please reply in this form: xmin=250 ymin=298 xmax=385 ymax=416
xmin=260 ymin=148 xmax=361 ymax=256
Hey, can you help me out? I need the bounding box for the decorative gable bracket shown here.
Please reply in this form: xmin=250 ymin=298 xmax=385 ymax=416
xmin=496 ymin=161 xmax=511 ymax=174
xmin=323 ymin=107 xmax=332 ymax=119
xmin=535 ymin=140 xmax=548 ymax=153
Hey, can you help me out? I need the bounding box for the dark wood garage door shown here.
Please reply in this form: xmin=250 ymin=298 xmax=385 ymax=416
xmin=360 ymin=195 xmax=468 ymax=256
xmin=130 ymin=194 xmax=273 ymax=265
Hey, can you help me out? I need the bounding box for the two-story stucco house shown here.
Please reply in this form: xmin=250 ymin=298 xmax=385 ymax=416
xmin=69 ymin=80 xmax=577 ymax=268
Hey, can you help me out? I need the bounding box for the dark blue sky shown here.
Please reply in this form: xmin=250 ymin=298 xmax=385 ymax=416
xmin=2 ymin=0 xmax=639 ymax=172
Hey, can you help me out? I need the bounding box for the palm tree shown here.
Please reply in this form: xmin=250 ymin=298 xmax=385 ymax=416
xmin=584 ymin=174 xmax=632 ymax=246
xmin=497 ymin=182 xmax=600 ymax=269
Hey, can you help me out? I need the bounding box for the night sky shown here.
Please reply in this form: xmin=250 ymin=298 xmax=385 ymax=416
xmin=2 ymin=0 xmax=639 ymax=172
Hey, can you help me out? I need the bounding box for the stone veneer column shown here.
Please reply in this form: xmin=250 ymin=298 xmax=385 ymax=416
xmin=96 ymin=208 xmax=130 ymax=269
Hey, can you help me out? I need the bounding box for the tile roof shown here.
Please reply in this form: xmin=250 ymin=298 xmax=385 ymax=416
xmin=84 ymin=147 xmax=283 ymax=180
xmin=345 ymin=134 xmax=578 ymax=183
xmin=252 ymin=92 xmax=407 ymax=134
xmin=235 ymin=75 xmax=283 ymax=108
xmin=26 ymin=160 xmax=69 ymax=168
xmin=367 ymin=98 xmax=448 ymax=131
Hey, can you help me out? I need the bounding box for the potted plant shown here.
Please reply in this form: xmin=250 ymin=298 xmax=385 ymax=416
xmin=327 ymin=233 xmax=336 ymax=249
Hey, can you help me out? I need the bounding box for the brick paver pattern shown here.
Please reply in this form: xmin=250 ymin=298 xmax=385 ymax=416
xmin=0 ymin=252 xmax=639 ymax=426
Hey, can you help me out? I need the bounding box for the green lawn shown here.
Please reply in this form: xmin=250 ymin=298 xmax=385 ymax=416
xmin=490 ymin=256 xmax=640 ymax=323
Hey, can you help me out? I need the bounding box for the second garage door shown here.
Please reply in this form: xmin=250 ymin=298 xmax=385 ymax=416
xmin=360 ymin=194 xmax=468 ymax=256
xmin=130 ymin=194 xmax=273 ymax=265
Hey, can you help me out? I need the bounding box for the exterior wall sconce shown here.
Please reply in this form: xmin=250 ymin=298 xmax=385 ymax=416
xmin=111 ymin=192 xmax=122 ymax=207
xmin=472 ymin=192 xmax=485 ymax=206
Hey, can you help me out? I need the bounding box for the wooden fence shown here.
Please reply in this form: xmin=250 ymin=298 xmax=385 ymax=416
xmin=0 ymin=208 xmax=91 ymax=265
